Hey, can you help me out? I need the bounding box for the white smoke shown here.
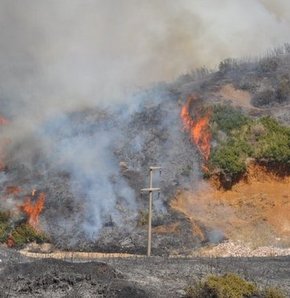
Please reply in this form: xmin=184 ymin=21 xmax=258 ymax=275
xmin=0 ymin=0 xmax=290 ymax=118
xmin=0 ymin=0 xmax=290 ymax=239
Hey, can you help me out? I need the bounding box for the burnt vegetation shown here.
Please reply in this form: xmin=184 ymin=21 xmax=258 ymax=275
xmin=1 ymin=45 xmax=290 ymax=258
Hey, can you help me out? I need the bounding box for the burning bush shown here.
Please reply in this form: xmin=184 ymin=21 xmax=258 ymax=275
xmin=180 ymin=96 xmax=211 ymax=160
xmin=0 ymin=208 xmax=47 ymax=248
xmin=11 ymin=223 xmax=47 ymax=247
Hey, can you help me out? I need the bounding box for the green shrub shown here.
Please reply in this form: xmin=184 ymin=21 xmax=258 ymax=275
xmin=211 ymin=105 xmax=249 ymax=135
xmin=0 ymin=222 xmax=10 ymax=243
xmin=211 ymin=139 xmax=252 ymax=176
xmin=264 ymin=287 xmax=285 ymax=298
xmin=186 ymin=273 xmax=257 ymax=298
xmin=11 ymin=224 xmax=47 ymax=247
xmin=185 ymin=274 xmax=286 ymax=298
xmin=253 ymin=117 xmax=290 ymax=162
xmin=209 ymin=106 xmax=290 ymax=180
xmin=0 ymin=211 xmax=10 ymax=223
xmin=0 ymin=211 xmax=10 ymax=242
xmin=0 ymin=211 xmax=48 ymax=247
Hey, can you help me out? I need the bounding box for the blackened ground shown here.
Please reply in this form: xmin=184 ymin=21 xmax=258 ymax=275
xmin=105 ymin=256 xmax=290 ymax=297
xmin=0 ymin=247 xmax=290 ymax=297
xmin=0 ymin=257 xmax=149 ymax=298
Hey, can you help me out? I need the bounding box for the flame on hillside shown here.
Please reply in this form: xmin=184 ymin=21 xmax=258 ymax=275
xmin=180 ymin=96 xmax=211 ymax=160
xmin=20 ymin=192 xmax=46 ymax=230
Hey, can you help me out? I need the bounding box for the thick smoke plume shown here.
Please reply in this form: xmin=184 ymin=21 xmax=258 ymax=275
xmin=1 ymin=0 xmax=290 ymax=115
xmin=1 ymin=0 xmax=290 ymax=241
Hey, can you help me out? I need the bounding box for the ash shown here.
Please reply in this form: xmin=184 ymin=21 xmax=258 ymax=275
xmin=0 ymin=246 xmax=290 ymax=297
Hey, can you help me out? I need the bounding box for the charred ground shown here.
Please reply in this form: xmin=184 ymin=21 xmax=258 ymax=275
xmin=0 ymin=46 xmax=290 ymax=255
xmin=0 ymin=246 xmax=290 ymax=297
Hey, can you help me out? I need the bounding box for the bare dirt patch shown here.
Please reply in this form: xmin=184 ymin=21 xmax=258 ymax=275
xmin=171 ymin=163 xmax=290 ymax=249
xmin=218 ymin=84 xmax=253 ymax=109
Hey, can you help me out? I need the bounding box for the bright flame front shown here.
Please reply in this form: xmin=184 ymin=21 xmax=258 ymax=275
xmin=180 ymin=97 xmax=211 ymax=160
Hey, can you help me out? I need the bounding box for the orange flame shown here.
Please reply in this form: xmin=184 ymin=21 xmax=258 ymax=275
xmin=20 ymin=192 xmax=45 ymax=230
xmin=180 ymin=97 xmax=211 ymax=160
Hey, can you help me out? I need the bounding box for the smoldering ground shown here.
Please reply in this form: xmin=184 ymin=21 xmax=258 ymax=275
xmin=1 ymin=0 xmax=290 ymax=243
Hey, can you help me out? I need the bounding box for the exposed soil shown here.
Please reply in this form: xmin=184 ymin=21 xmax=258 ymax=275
xmin=217 ymin=83 xmax=254 ymax=109
xmin=171 ymin=163 xmax=290 ymax=248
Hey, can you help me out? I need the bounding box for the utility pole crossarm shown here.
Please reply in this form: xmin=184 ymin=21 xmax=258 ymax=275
xmin=141 ymin=188 xmax=160 ymax=192
xmin=149 ymin=166 xmax=161 ymax=170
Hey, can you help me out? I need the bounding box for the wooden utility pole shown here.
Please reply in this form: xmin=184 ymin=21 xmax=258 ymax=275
xmin=141 ymin=166 xmax=161 ymax=257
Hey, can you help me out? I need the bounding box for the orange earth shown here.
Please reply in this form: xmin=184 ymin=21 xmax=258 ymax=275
xmin=171 ymin=163 xmax=290 ymax=248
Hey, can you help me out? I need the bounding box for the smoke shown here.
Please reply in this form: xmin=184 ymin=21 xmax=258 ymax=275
xmin=1 ymin=0 xmax=290 ymax=240
xmin=0 ymin=1 xmax=290 ymax=116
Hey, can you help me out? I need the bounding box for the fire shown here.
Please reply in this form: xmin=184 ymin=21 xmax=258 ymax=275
xmin=180 ymin=97 xmax=211 ymax=160
xmin=20 ymin=192 xmax=45 ymax=230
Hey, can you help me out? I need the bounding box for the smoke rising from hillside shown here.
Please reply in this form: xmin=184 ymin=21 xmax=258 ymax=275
xmin=1 ymin=0 xmax=290 ymax=240
xmin=0 ymin=0 xmax=290 ymax=117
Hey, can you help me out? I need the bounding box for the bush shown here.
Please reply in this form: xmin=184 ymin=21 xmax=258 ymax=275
xmin=0 ymin=211 xmax=10 ymax=243
xmin=276 ymin=75 xmax=290 ymax=103
xmin=218 ymin=58 xmax=239 ymax=74
xmin=186 ymin=273 xmax=257 ymax=298
xmin=211 ymin=105 xmax=249 ymax=135
xmin=253 ymin=117 xmax=290 ymax=162
xmin=11 ymin=224 xmax=47 ymax=247
xmin=185 ymin=273 xmax=286 ymax=298
xmin=258 ymin=56 xmax=280 ymax=74
xmin=0 ymin=211 xmax=47 ymax=247
xmin=211 ymin=139 xmax=252 ymax=176
xmin=209 ymin=108 xmax=290 ymax=180
xmin=0 ymin=211 xmax=10 ymax=223
xmin=264 ymin=287 xmax=286 ymax=298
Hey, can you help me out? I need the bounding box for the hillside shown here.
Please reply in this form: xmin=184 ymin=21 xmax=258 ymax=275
xmin=0 ymin=47 xmax=290 ymax=256
xmin=172 ymin=162 xmax=290 ymax=250
xmin=169 ymin=46 xmax=290 ymax=253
